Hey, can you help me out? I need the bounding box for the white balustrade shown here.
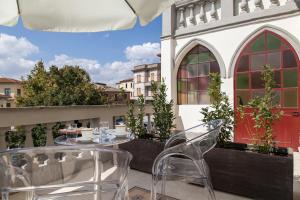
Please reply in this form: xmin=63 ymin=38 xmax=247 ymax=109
xmin=188 ymin=4 xmax=195 ymax=25
xmin=270 ymin=0 xmax=279 ymax=7
xmin=24 ymin=125 xmax=35 ymax=148
xmin=254 ymin=0 xmax=263 ymax=11
xmin=0 ymin=127 xmax=9 ymax=149
xmin=198 ymin=1 xmax=206 ymax=24
xmin=210 ymin=0 xmax=218 ymax=22
xmin=178 ymin=7 xmax=186 ymax=28
xmin=46 ymin=123 xmax=55 ymax=146
xmin=0 ymin=105 xmax=154 ymax=148
xmin=240 ymin=0 xmax=249 ymax=13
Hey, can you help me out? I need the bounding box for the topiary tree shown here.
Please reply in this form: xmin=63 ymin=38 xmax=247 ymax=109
xmin=135 ymin=95 xmax=147 ymax=139
xmin=151 ymin=81 xmax=175 ymax=141
xmin=201 ymin=72 xmax=234 ymax=145
xmin=125 ymin=102 xmax=137 ymax=136
xmin=238 ymin=65 xmax=283 ymax=153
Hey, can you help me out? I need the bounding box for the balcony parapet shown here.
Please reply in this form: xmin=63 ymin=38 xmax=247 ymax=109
xmin=162 ymin=0 xmax=299 ymax=39
xmin=0 ymin=105 xmax=153 ymax=149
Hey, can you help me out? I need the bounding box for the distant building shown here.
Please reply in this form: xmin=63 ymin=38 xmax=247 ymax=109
xmin=116 ymin=78 xmax=134 ymax=99
xmin=132 ymin=63 xmax=161 ymax=100
xmin=94 ymin=83 xmax=130 ymax=103
xmin=0 ymin=77 xmax=23 ymax=108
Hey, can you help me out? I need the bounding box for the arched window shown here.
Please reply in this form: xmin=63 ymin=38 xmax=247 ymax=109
xmin=235 ymin=30 xmax=299 ymax=108
xmin=177 ymin=45 xmax=220 ymax=105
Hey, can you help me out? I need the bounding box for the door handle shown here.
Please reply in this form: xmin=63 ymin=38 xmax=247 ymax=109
xmin=292 ymin=111 xmax=300 ymax=117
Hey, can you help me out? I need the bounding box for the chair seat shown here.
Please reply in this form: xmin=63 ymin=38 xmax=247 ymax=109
xmin=158 ymin=157 xmax=207 ymax=184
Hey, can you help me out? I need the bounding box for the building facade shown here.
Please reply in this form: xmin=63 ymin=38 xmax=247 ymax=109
xmin=132 ymin=63 xmax=161 ymax=100
xmin=94 ymin=83 xmax=130 ymax=103
xmin=161 ymin=0 xmax=300 ymax=150
xmin=116 ymin=78 xmax=134 ymax=99
xmin=0 ymin=77 xmax=22 ymax=107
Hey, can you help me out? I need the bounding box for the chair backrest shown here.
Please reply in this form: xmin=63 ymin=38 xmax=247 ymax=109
xmin=165 ymin=119 xmax=224 ymax=157
xmin=0 ymin=145 xmax=132 ymax=199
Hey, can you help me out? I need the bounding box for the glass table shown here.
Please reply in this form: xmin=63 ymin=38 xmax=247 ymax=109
xmin=54 ymin=128 xmax=134 ymax=146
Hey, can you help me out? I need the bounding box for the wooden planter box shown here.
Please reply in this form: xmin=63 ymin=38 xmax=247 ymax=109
xmin=121 ymin=139 xmax=293 ymax=200
xmin=204 ymin=147 xmax=293 ymax=200
xmin=119 ymin=139 xmax=164 ymax=173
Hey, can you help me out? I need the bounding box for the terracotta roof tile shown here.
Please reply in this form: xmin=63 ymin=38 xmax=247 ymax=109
xmin=0 ymin=77 xmax=21 ymax=83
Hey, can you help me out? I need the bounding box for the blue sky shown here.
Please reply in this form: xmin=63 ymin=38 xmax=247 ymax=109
xmin=0 ymin=16 xmax=162 ymax=84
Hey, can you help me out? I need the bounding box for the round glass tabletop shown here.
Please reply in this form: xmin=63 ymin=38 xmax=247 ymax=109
xmin=54 ymin=129 xmax=134 ymax=146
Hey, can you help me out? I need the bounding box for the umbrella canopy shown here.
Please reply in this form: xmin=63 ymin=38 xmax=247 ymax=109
xmin=0 ymin=0 xmax=175 ymax=32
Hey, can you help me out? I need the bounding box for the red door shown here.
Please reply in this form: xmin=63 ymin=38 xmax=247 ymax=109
xmin=234 ymin=30 xmax=300 ymax=151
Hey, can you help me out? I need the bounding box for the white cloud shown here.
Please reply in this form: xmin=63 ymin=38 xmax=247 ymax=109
xmin=0 ymin=33 xmax=160 ymax=85
xmin=125 ymin=42 xmax=160 ymax=63
xmin=0 ymin=33 xmax=39 ymax=79
xmin=47 ymin=42 xmax=161 ymax=85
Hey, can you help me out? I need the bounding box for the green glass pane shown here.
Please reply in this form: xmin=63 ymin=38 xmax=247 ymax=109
xmin=267 ymin=33 xmax=281 ymax=50
xmin=283 ymin=69 xmax=298 ymax=88
xmin=283 ymin=50 xmax=297 ymax=68
xmin=198 ymin=91 xmax=210 ymax=104
xmin=198 ymin=63 xmax=209 ymax=76
xmin=188 ymin=78 xmax=198 ymax=91
xmin=272 ymin=90 xmax=281 ymax=106
xmin=188 ymin=91 xmax=198 ymax=104
xmin=236 ymin=90 xmax=250 ymax=106
xmin=251 ymin=34 xmax=265 ymax=52
xmin=283 ymin=89 xmax=298 ymax=107
xmin=237 ymin=55 xmax=249 ymax=72
xmin=187 ymin=64 xmax=198 ymax=78
xmin=187 ymin=54 xmax=198 ymax=64
xmin=237 ymin=73 xmax=249 ymax=89
xmin=198 ymin=53 xmax=210 ymax=63
xmin=274 ymin=70 xmax=281 ymax=88
xmin=177 ymin=79 xmax=187 ymax=92
xmin=251 ymin=54 xmax=265 ymax=71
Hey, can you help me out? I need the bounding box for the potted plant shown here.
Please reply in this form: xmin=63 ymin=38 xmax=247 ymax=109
xmin=202 ymin=68 xmax=293 ymax=200
xmin=120 ymin=82 xmax=175 ymax=173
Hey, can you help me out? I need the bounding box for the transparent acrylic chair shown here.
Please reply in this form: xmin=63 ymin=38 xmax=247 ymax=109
xmin=0 ymin=145 xmax=132 ymax=200
xmin=151 ymin=119 xmax=223 ymax=200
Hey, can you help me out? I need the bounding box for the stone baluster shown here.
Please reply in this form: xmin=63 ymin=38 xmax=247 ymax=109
xmin=286 ymin=0 xmax=295 ymax=5
xmin=188 ymin=3 xmax=195 ymax=25
xmin=24 ymin=125 xmax=35 ymax=148
xmin=199 ymin=1 xmax=206 ymax=24
xmin=0 ymin=127 xmax=9 ymax=149
xmin=270 ymin=0 xmax=279 ymax=7
xmin=240 ymin=0 xmax=248 ymax=14
xmin=210 ymin=0 xmax=218 ymax=22
xmin=45 ymin=123 xmax=55 ymax=146
xmin=178 ymin=7 xmax=186 ymax=28
xmin=81 ymin=119 xmax=90 ymax=128
xmin=65 ymin=121 xmax=73 ymax=129
xmin=254 ymin=0 xmax=263 ymax=11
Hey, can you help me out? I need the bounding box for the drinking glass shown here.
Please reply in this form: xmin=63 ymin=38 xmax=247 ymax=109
xmin=99 ymin=121 xmax=109 ymax=142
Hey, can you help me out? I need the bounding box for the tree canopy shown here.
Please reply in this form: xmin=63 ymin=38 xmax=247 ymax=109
xmin=17 ymin=61 xmax=106 ymax=106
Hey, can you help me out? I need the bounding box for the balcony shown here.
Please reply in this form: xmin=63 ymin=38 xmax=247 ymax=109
xmin=162 ymin=0 xmax=299 ymax=38
xmin=0 ymin=105 xmax=153 ymax=149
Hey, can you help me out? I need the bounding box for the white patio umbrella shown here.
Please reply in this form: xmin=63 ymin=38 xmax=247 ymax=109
xmin=0 ymin=0 xmax=175 ymax=32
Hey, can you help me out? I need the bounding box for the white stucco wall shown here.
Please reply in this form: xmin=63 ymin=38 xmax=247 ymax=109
xmin=161 ymin=14 xmax=300 ymax=130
